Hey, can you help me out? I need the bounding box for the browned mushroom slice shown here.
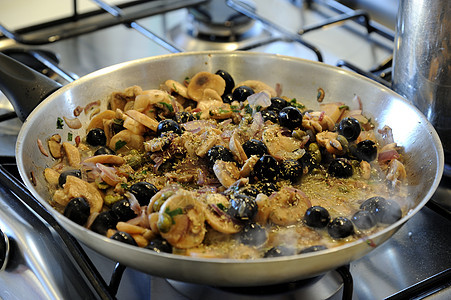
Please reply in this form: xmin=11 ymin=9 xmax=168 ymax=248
xmin=109 ymin=129 xmax=144 ymax=153
xmin=83 ymin=154 xmax=125 ymax=165
xmin=213 ymin=160 xmax=240 ymax=188
xmin=202 ymin=193 xmax=241 ymax=234
xmin=62 ymin=142 xmax=81 ymax=168
xmin=187 ymin=71 xmax=226 ymax=102
xmin=158 ymin=189 xmax=206 ymax=249
xmin=87 ymin=110 xmax=116 ymax=130
xmin=53 ymin=175 xmax=103 ymax=213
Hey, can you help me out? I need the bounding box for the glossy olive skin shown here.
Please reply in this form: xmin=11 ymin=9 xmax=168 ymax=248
xmin=360 ymin=196 xmax=402 ymax=224
xmin=94 ymin=146 xmax=115 ymax=156
xmin=240 ymin=182 xmax=278 ymax=197
xmin=129 ymin=182 xmax=159 ymax=206
xmin=63 ymin=197 xmax=90 ymax=226
xmin=239 ymin=223 xmax=267 ymax=246
xmin=174 ymin=111 xmax=194 ymax=124
xmin=110 ymin=231 xmax=138 ymax=246
xmin=206 ymin=145 xmax=235 ymax=168
xmin=111 ymin=199 xmax=138 ymax=222
xmin=146 ymin=237 xmax=172 ymax=253
xmin=232 ymin=85 xmax=254 ymax=102
xmin=215 ymin=69 xmax=235 ymax=95
xmin=58 ymin=169 xmax=81 ymax=187
xmin=352 ymin=210 xmax=377 ymax=230
xmin=90 ymin=211 xmax=118 ymax=235
xmin=337 ymin=117 xmax=361 ymax=142
xmin=280 ymin=159 xmax=302 ymax=182
xmin=242 ymin=139 xmax=268 ymax=158
xmin=298 ymin=152 xmax=319 ymax=173
xmin=328 ymin=159 xmax=353 ymax=178
xmin=264 ymin=246 xmax=296 ymax=258
xmin=222 ymin=93 xmax=234 ymax=104
xmin=260 ymin=109 xmax=278 ymax=123
xmin=304 ymin=206 xmax=330 ymax=228
xmin=268 ymin=97 xmax=288 ymax=112
xmin=327 ymin=217 xmax=354 ymax=239
xmin=355 ymin=140 xmax=378 ymax=162
xmin=278 ymin=106 xmax=303 ymax=130
xmin=252 ymin=154 xmax=280 ymax=182
xmin=157 ymin=119 xmax=182 ymax=136
xmin=227 ymin=194 xmax=258 ymax=222
xmin=298 ymin=245 xmax=328 ymax=254
xmin=86 ymin=128 xmax=107 ymax=146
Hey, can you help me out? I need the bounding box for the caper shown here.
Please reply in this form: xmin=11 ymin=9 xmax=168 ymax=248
xmin=104 ymin=194 xmax=124 ymax=206
xmin=308 ymin=143 xmax=321 ymax=163
xmin=153 ymin=198 xmax=165 ymax=212
xmin=157 ymin=213 xmax=172 ymax=233
xmin=292 ymin=129 xmax=307 ymax=140
xmin=336 ymin=135 xmax=349 ymax=153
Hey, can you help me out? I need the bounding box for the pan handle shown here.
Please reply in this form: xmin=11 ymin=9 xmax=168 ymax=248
xmin=0 ymin=52 xmax=62 ymax=122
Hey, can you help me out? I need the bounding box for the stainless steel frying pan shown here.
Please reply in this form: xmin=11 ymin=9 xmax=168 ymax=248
xmin=0 ymin=51 xmax=444 ymax=286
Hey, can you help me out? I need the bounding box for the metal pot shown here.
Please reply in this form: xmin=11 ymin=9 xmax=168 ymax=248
xmin=0 ymin=51 xmax=444 ymax=286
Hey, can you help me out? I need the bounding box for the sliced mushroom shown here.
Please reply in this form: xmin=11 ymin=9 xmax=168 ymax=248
xmin=165 ymin=79 xmax=188 ymax=98
xmin=62 ymin=142 xmax=81 ymax=168
xmin=234 ymin=80 xmax=276 ymax=97
xmin=267 ymin=187 xmax=311 ymax=226
xmin=53 ymin=175 xmax=103 ymax=213
xmin=125 ymin=109 xmax=159 ymax=132
xmin=229 ymin=130 xmax=247 ymax=164
xmin=83 ymin=155 xmax=125 ymax=165
xmin=187 ymin=71 xmax=226 ymax=102
xmin=48 ymin=135 xmax=62 ymax=158
xmin=109 ymin=129 xmax=144 ymax=154
xmin=159 ymin=189 xmax=206 ymax=249
xmin=262 ymin=125 xmax=306 ymax=160
xmin=202 ymin=193 xmax=241 ymax=234
xmin=44 ymin=168 xmax=60 ymax=186
xmin=213 ymin=160 xmax=240 ymax=188
xmin=87 ymin=110 xmax=116 ymax=130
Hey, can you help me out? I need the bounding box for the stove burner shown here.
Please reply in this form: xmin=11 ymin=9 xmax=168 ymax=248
xmin=187 ymin=0 xmax=256 ymax=42
xmin=164 ymin=270 xmax=347 ymax=300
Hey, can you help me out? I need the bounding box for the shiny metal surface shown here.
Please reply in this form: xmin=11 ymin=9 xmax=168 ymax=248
xmin=392 ymin=0 xmax=451 ymax=156
xmin=13 ymin=51 xmax=443 ymax=286
xmin=0 ymin=181 xmax=98 ymax=299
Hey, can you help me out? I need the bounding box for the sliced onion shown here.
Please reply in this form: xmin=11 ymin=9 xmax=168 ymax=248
xmin=125 ymin=192 xmax=142 ymax=214
xmin=247 ymin=92 xmax=271 ymax=111
xmin=63 ymin=116 xmax=82 ymax=129
xmin=378 ymin=149 xmax=399 ymax=163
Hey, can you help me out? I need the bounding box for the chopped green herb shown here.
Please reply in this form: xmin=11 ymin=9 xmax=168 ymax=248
xmin=184 ymin=76 xmax=191 ymax=84
xmin=172 ymin=83 xmax=179 ymax=93
xmin=115 ymin=140 xmax=127 ymax=150
xmin=209 ymin=110 xmax=214 ymax=116
xmin=339 ymin=105 xmax=349 ymax=110
xmin=67 ymin=132 xmax=73 ymax=141
xmin=56 ymin=117 xmax=64 ymax=129
xmin=255 ymin=105 xmax=262 ymax=112
xmin=113 ymin=118 xmax=124 ymax=125
xmin=120 ymin=183 xmax=129 ymax=190
xmin=218 ymin=108 xmax=231 ymax=114
xmin=244 ymin=104 xmax=252 ymax=115
xmin=165 ymin=207 xmax=183 ymax=220
xmin=217 ymin=203 xmax=226 ymax=211
xmin=159 ymin=102 xmax=174 ymax=112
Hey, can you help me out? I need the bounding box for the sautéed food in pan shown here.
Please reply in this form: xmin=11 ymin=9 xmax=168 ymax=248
xmin=42 ymin=69 xmax=408 ymax=259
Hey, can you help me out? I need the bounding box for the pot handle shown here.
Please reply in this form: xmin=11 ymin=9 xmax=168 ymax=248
xmin=0 ymin=52 xmax=62 ymax=122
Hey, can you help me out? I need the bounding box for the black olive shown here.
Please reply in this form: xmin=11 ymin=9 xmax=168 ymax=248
xmin=298 ymin=152 xmax=319 ymax=173
xmin=232 ymin=85 xmax=254 ymax=102
xmin=268 ymin=97 xmax=289 ymax=112
xmin=63 ymin=197 xmax=90 ymax=226
xmin=206 ymin=145 xmax=235 ymax=168
xmin=157 ymin=119 xmax=182 ymax=136
xmin=110 ymin=231 xmax=138 ymax=246
xmin=328 ymin=159 xmax=353 ymax=178
xmin=337 ymin=117 xmax=361 ymax=142
xmin=280 ymin=159 xmax=302 ymax=182
xmin=111 ymin=199 xmax=138 ymax=222
xmin=252 ymin=154 xmax=280 ymax=182
xmin=327 ymin=217 xmax=354 ymax=239
xmin=215 ymin=69 xmax=235 ymax=95
xmin=239 ymin=223 xmax=267 ymax=246
xmin=260 ymin=109 xmax=279 ymax=123
xmin=304 ymin=206 xmax=330 ymax=228
xmin=360 ymin=196 xmax=402 ymax=225
xmin=222 ymin=93 xmax=234 ymax=104
xmin=278 ymin=106 xmax=303 ymax=130
xmin=86 ymin=128 xmax=107 ymax=146
xmin=90 ymin=211 xmax=118 ymax=235
xmin=352 ymin=210 xmax=377 ymax=230
xmin=264 ymin=246 xmax=296 ymax=258
xmin=242 ymin=139 xmax=268 ymax=158
xmin=111 ymin=121 xmax=125 ymax=135
xmin=174 ymin=111 xmax=194 ymax=124
xmin=94 ymin=146 xmax=115 ymax=156
xmin=227 ymin=194 xmax=258 ymax=222
xmin=146 ymin=237 xmax=172 ymax=253
xmin=239 ymin=182 xmax=278 ymax=198
xmin=298 ymin=245 xmax=328 ymax=254
xmin=355 ymin=140 xmax=378 ymax=162
xmin=129 ymin=182 xmax=159 ymax=206
xmin=58 ymin=169 xmax=82 ymax=187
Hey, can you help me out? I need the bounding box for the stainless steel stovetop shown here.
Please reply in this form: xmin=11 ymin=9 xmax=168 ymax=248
xmin=0 ymin=0 xmax=449 ymax=299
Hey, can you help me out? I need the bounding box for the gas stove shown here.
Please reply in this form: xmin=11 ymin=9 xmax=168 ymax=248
xmin=0 ymin=1 xmax=450 ymax=299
